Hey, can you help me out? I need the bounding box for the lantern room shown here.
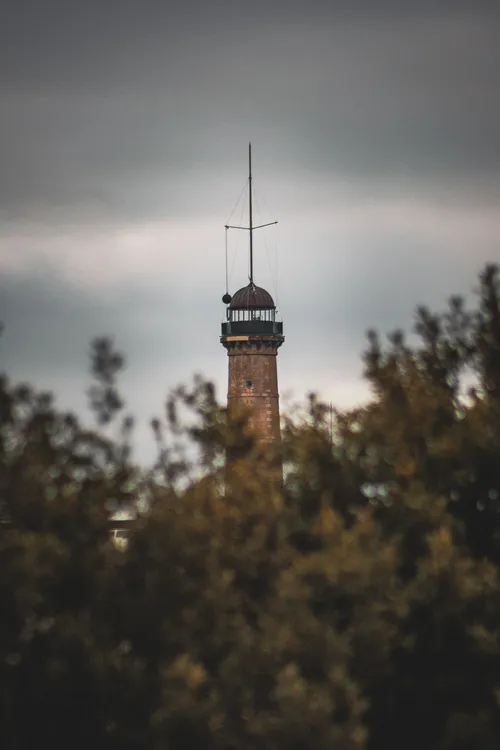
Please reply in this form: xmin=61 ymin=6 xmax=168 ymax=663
xmin=221 ymin=282 xmax=283 ymax=337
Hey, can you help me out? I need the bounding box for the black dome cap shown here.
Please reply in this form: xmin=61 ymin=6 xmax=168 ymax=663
xmin=229 ymin=283 xmax=275 ymax=310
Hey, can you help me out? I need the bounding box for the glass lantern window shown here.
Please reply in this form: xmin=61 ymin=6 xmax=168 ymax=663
xmin=230 ymin=308 xmax=275 ymax=322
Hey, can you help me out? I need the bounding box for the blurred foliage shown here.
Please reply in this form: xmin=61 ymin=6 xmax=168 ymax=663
xmin=1 ymin=265 xmax=500 ymax=749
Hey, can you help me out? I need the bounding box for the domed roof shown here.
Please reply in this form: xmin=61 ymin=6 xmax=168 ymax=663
xmin=229 ymin=283 xmax=275 ymax=310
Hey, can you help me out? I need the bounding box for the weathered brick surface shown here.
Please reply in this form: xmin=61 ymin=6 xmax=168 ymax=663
xmin=224 ymin=339 xmax=281 ymax=447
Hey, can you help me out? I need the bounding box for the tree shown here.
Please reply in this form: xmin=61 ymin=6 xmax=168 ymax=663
xmin=1 ymin=266 xmax=500 ymax=750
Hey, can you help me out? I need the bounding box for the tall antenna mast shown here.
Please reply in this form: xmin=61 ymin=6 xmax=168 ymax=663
xmin=249 ymin=142 xmax=254 ymax=284
xmin=225 ymin=143 xmax=277 ymax=286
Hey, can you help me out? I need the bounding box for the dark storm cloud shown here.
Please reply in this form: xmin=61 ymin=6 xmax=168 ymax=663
xmin=1 ymin=0 xmax=496 ymax=86
xmin=0 ymin=270 xmax=182 ymax=376
xmin=1 ymin=0 xmax=499 ymax=221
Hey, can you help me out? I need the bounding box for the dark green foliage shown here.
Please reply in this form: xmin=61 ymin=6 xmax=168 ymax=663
xmin=88 ymin=337 xmax=126 ymax=426
xmin=1 ymin=268 xmax=500 ymax=749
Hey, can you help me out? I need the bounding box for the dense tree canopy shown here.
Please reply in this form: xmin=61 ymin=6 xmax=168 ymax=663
xmin=1 ymin=265 xmax=500 ymax=749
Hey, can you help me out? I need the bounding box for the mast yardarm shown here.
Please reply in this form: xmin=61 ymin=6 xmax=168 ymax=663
xmin=224 ymin=142 xmax=277 ymax=286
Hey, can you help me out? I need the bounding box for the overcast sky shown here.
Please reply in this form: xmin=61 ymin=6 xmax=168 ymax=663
xmin=1 ymin=0 xmax=499 ymax=464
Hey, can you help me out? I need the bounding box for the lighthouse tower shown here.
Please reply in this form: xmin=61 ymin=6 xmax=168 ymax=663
xmin=221 ymin=145 xmax=284 ymax=461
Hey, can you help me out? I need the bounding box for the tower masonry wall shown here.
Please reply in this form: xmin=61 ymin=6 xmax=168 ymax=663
xmin=225 ymin=339 xmax=281 ymax=446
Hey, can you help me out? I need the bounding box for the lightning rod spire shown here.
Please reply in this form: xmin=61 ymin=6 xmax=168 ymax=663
xmin=249 ymin=142 xmax=254 ymax=284
xmin=224 ymin=144 xmax=277 ymax=292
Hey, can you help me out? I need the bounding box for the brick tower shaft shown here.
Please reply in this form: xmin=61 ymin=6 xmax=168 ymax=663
xmin=225 ymin=337 xmax=281 ymax=447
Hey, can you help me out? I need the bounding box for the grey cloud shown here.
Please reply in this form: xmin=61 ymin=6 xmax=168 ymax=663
xmin=0 ymin=269 xmax=183 ymax=375
xmin=1 ymin=1 xmax=499 ymax=222
xmin=2 ymin=1 xmax=496 ymax=83
xmin=1 ymin=0 xmax=500 ymax=460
